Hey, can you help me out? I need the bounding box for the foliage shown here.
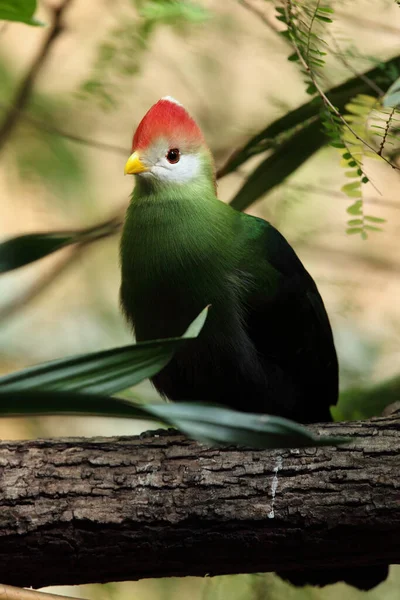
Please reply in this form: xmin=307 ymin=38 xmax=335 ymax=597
xmin=0 ymin=305 xmax=343 ymax=448
xmin=267 ymin=2 xmax=399 ymax=237
xmin=225 ymin=54 xmax=400 ymax=211
xmin=0 ymin=0 xmax=43 ymax=26
xmin=0 ymin=307 xmax=208 ymax=394
xmin=78 ymin=0 xmax=209 ymax=110
xmin=0 ymin=60 xmax=86 ymax=199
xmin=223 ymin=1 xmax=400 ymax=241
xmin=0 ymin=392 xmax=344 ymax=448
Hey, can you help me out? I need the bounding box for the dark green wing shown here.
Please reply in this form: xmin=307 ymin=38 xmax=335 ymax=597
xmin=245 ymin=217 xmax=338 ymax=423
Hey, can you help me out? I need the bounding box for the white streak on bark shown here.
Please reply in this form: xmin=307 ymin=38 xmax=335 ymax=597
xmin=268 ymin=456 xmax=283 ymax=519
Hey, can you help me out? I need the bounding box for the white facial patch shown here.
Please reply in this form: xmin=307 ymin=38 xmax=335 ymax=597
xmin=140 ymin=138 xmax=201 ymax=184
xmin=143 ymin=153 xmax=201 ymax=184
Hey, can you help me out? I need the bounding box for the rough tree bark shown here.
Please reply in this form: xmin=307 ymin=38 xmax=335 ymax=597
xmin=0 ymin=415 xmax=398 ymax=588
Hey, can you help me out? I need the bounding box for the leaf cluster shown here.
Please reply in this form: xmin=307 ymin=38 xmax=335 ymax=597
xmin=77 ymin=0 xmax=209 ymax=110
xmin=0 ymin=291 xmax=342 ymax=448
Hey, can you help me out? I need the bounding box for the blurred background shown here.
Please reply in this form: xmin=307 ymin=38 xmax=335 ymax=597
xmin=0 ymin=0 xmax=400 ymax=597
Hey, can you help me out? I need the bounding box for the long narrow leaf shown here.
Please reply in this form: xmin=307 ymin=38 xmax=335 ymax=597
xmin=0 ymin=233 xmax=80 ymax=273
xmin=0 ymin=218 xmax=121 ymax=274
xmin=0 ymin=307 xmax=208 ymax=394
xmin=219 ymin=55 xmax=400 ymax=180
xmin=143 ymin=402 xmax=346 ymax=447
xmin=0 ymin=390 xmax=152 ymax=419
xmin=383 ymin=76 xmax=400 ymax=108
xmin=0 ymin=391 xmax=345 ymax=449
xmin=230 ymin=121 xmax=325 ymax=211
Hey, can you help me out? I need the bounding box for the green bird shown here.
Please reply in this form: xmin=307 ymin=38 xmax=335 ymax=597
xmin=121 ymin=96 xmax=337 ymax=424
xmin=120 ymin=98 xmax=386 ymax=590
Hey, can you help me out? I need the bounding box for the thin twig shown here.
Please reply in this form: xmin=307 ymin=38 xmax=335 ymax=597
xmin=0 ymin=0 xmax=73 ymax=153
xmin=305 ymin=0 xmax=320 ymax=68
xmin=0 ymin=101 xmax=128 ymax=156
xmin=378 ymin=107 xmax=397 ymax=156
xmin=0 ymin=583 xmax=82 ymax=600
xmin=328 ymin=33 xmax=384 ymax=96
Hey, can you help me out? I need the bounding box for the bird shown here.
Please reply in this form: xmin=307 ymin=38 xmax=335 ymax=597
xmin=120 ymin=97 xmax=387 ymax=590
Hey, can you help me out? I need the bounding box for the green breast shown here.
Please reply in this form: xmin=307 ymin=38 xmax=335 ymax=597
xmin=120 ymin=190 xmax=242 ymax=341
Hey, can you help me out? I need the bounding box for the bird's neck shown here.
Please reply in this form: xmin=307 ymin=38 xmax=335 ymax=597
xmin=123 ymin=176 xmax=235 ymax=259
xmin=130 ymin=170 xmax=216 ymax=205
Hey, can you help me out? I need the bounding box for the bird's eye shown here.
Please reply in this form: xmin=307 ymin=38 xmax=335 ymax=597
xmin=166 ymin=148 xmax=180 ymax=164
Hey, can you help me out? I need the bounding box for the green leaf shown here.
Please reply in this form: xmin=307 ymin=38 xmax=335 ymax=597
xmin=317 ymin=6 xmax=334 ymax=13
xmin=364 ymin=215 xmax=386 ymax=223
xmin=0 ymin=219 xmax=121 ymax=273
xmin=346 ymin=228 xmax=363 ymax=235
xmin=0 ymin=392 xmax=346 ymax=449
xmin=0 ymin=0 xmax=43 ymax=26
xmin=143 ymin=403 xmax=347 ymax=448
xmin=382 ymin=76 xmax=400 ymax=108
xmin=342 ymin=183 xmax=362 ymax=199
xmin=346 ymin=200 xmax=363 ymax=215
xmin=0 ymin=308 xmax=209 ymax=395
xmin=0 ymin=390 xmax=151 ymax=419
xmin=315 ymin=14 xmax=332 ymax=23
xmin=364 ymin=225 xmax=383 ymax=232
xmin=0 ymin=232 xmax=79 ymax=273
xmin=347 ymin=219 xmax=363 ymax=226
xmin=306 ymin=83 xmax=318 ymax=95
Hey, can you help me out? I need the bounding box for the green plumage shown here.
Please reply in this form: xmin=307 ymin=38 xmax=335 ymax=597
xmin=120 ymin=152 xmax=338 ymax=424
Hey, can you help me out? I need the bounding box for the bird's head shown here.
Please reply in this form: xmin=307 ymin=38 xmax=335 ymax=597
xmin=124 ymin=97 xmax=215 ymax=188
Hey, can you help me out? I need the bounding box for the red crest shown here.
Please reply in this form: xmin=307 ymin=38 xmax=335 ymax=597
xmin=132 ymin=97 xmax=204 ymax=151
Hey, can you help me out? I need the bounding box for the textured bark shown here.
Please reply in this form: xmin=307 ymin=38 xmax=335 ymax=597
xmin=0 ymin=416 xmax=398 ymax=588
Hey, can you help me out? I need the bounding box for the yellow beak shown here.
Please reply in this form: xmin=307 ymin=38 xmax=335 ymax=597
xmin=124 ymin=151 xmax=148 ymax=175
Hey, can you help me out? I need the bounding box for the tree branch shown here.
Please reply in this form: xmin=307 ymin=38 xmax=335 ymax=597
xmin=0 ymin=415 xmax=398 ymax=588
xmin=0 ymin=584 xmax=80 ymax=600
xmin=0 ymin=0 xmax=73 ymax=153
